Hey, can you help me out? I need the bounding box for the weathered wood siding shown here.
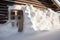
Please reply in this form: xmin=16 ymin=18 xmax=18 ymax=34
xmin=0 ymin=2 xmax=8 ymax=24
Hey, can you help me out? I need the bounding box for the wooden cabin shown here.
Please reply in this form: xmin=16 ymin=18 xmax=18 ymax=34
xmin=0 ymin=0 xmax=60 ymax=32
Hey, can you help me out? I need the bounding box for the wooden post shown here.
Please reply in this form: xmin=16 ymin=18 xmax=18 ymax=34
xmin=17 ymin=10 xmax=23 ymax=32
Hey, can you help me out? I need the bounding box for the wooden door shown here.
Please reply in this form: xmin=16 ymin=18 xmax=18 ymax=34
xmin=11 ymin=10 xmax=24 ymax=32
xmin=17 ymin=10 xmax=24 ymax=32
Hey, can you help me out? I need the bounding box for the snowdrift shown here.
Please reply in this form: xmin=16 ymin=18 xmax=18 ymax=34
xmin=0 ymin=5 xmax=60 ymax=37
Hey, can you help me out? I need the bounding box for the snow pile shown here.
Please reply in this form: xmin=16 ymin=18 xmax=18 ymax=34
xmin=0 ymin=5 xmax=60 ymax=37
xmin=23 ymin=5 xmax=60 ymax=33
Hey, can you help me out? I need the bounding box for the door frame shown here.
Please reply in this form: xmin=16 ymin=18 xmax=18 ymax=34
xmin=8 ymin=5 xmax=24 ymax=32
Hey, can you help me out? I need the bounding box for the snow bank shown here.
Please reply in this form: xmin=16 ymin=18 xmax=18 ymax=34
xmin=24 ymin=5 xmax=60 ymax=33
xmin=0 ymin=4 xmax=60 ymax=37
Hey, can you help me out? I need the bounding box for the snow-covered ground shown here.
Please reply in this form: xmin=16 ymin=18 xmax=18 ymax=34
xmin=0 ymin=5 xmax=60 ymax=40
xmin=0 ymin=27 xmax=60 ymax=40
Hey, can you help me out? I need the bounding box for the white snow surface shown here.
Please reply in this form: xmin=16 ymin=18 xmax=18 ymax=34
xmin=0 ymin=5 xmax=60 ymax=40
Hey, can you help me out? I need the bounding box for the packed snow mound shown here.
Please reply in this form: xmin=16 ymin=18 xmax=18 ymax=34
xmin=24 ymin=5 xmax=60 ymax=32
xmin=0 ymin=5 xmax=60 ymax=37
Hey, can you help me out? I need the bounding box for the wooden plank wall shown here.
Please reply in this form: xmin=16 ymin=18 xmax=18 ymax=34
xmin=0 ymin=2 xmax=8 ymax=24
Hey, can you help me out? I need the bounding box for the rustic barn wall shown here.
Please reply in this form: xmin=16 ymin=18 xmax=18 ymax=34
xmin=2 ymin=0 xmax=60 ymax=11
xmin=0 ymin=0 xmax=60 ymax=24
xmin=0 ymin=2 xmax=8 ymax=24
